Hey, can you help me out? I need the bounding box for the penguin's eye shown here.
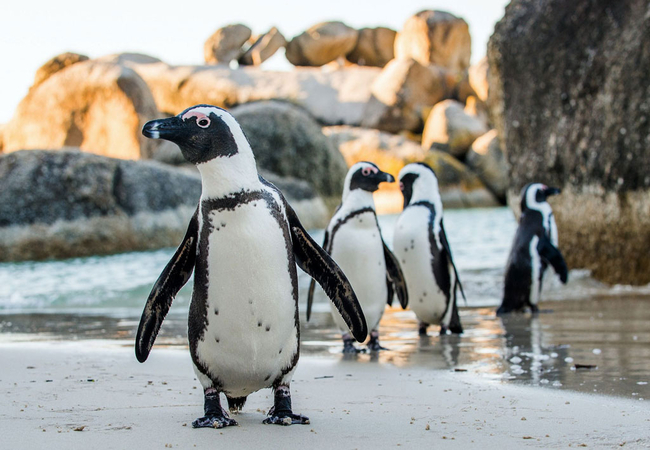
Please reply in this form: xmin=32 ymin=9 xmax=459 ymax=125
xmin=197 ymin=118 xmax=211 ymax=128
xmin=362 ymin=167 xmax=372 ymax=176
xmin=399 ymin=182 xmax=404 ymax=191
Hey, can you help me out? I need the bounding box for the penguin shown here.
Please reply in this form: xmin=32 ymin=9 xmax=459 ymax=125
xmin=135 ymin=104 xmax=367 ymax=429
xmin=306 ymin=161 xmax=408 ymax=353
xmin=498 ymin=183 xmax=568 ymax=315
xmin=393 ymin=163 xmax=465 ymax=336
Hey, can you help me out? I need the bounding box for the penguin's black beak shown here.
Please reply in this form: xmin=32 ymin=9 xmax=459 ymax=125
xmin=377 ymin=171 xmax=395 ymax=184
xmin=543 ymin=186 xmax=561 ymax=198
xmin=142 ymin=117 xmax=184 ymax=141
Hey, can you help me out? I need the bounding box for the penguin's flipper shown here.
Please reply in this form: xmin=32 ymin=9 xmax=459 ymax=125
xmin=285 ymin=205 xmax=368 ymax=342
xmin=440 ymin=220 xmax=467 ymax=305
xmin=306 ymin=230 xmax=329 ymax=322
xmin=537 ymin=236 xmax=568 ymax=283
xmin=382 ymin=240 xmax=408 ymax=309
xmin=135 ymin=209 xmax=199 ymax=363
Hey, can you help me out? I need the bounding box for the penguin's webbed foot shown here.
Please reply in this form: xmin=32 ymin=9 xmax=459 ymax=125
xmin=342 ymin=335 xmax=361 ymax=353
xmin=366 ymin=339 xmax=388 ymax=352
xmin=367 ymin=330 xmax=388 ymax=352
xmin=263 ymin=408 xmax=310 ymax=426
xmin=263 ymin=385 xmax=310 ymax=426
xmin=418 ymin=322 xmax=429 ymax=336
xmin=192 ymin=414 xmax=238 ymax=429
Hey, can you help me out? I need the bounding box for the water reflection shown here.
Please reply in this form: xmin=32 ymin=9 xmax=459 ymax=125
xmin=1 ymin=297 xmax=648 ymax=400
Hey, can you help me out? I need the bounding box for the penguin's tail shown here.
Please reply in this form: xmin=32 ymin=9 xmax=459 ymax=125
xmin=227 ymin=396 xmax=248 ymax=413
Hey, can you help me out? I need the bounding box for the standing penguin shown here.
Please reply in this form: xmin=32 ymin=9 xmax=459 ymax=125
xmin=393 ymin=163 xmax=465 ymax=336
xmin=135 ymin=105 xmax=367 ymax=429
xmin=307 ymin=162 xmax=407 ymax=353
xmin=498 ymin=183 xmax=568 ymax=315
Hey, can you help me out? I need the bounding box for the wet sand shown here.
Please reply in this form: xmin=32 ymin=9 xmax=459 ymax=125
xmin=2 ymin=296 xmax=649 ymax=399
xmin=1 ymin=341 xmax=648 ymax=449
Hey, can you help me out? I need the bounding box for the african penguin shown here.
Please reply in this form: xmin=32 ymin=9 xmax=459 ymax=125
xmin=307 ymin=161 xmax=408 ymax=353
xmin=393 ymin=163 xmax=465 ymax=336
xmin=135 ymin=104 xmax=367 ymax=429
xmin=498 ymin=183 xmax=568 ymax=315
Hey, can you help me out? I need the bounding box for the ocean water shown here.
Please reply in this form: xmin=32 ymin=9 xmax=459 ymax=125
xmin=0 ymin=207 xmax=644 ymax=315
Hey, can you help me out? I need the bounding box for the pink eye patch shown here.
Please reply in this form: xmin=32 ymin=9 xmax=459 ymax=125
xmin=362 ymin=166 xmax=378 ymax=176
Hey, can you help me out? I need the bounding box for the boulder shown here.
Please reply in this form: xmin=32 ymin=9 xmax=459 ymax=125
xmin=33 ymin=52 xmax=89 ymax=87
xmin=0 ymin=150 xmax=329 ymax=262
xmin=394 ymin=10 xmax=472 ymax=72
xmin=345 ymin=27 xmax=396 ymax=67
xmin=323 ymin=125 xmax=425 ymax=173
xmin=285 ymin=21 xmax=358 ymax=67
xmin=204 ymin=24 xmax=252 ymax=64
xmin=468 ymin=56 xmax=489 ymax=102
xmin=489 ymin=0 xmax=650 ymax=284
xmin=361 ymin=58 xmax=447 ymax=133
xmin=465 ymin=130 xmax=508 ymax=204
xmin=422 ymin=99 xmax=488 ymax=157
xmin=423 ymin=150 xmax=499 ymax=208
xmin=3 ymin=60 xmax=159 ymax=160
xmin=323 ymin=125 xmax=499 ymax=211
xmin=0 ymin=150 xmax=199 ymax=261
xmin=230 ymin=101 xmax=347 ymax=206
xmin=238 ymin=27 xmax=287 ymax=66
xmin=113 ymin=55 xmax=381 ymax=127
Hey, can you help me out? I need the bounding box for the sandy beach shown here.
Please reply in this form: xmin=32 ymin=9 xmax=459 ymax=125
xmin=1 ymin=340 xmax=648 ymax=449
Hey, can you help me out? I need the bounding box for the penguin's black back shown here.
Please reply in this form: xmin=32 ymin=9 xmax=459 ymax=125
xmin=500 ymin=211 xmax=545 ymax=314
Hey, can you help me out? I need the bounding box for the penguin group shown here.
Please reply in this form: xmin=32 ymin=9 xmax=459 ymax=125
xmin=134 ymin=104 xmax=568 ymax=429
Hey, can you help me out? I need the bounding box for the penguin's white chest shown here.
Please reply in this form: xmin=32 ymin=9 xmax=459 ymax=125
xmin=393 ymin=207 xmax=447 ymax=324
xmin=329 ymin=212 xmax=387 ymax=332
xmin=194 ymin=199 xmax=298 ymax=396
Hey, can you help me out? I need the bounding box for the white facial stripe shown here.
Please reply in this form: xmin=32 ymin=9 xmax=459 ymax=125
xmin=399 ymin=164 xmax=443 ymax=249
xmin=525 ymin=184 xmax=553 ymax=235
xmin=180 ymin=106 xmax=223 ymax=122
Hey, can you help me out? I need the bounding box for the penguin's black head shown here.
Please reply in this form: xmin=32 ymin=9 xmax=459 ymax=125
xmin=346 ymin=161 xmax=395 ymax=193
xmin=521 ymin=183 xmax=561 ymax=211
xmin=142 ymin=104 xmax=241 ymax=164
xmin=398 ymin=162 xmax=438 ymax=208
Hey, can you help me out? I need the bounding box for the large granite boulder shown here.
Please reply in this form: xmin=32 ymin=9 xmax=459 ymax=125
xmin=345 ymin=27 xmax=396 ymax=67
xmin=230 ymin=101 xmax=347 ymax=206
xmin=238 ymin=27 xmax=287 ymax=66
xmin=362 ymin=58 xmax=447 ymax=133
xmin=422 ymin=150 xmax=499 ymax=208
xmin=3 ymin=60 xmax=159 ymax=160
xmin=33 ymin=52 xmax=89 ymax=87
xmin=285 ymin=21 xmax=359 ymax=67
xmin=394 ymin=10 xmax=472 ymax=73
xmin=110 ymin=55 xmax=381 ymax=127
xmin=465 ymin=130 xmax=508 ymax=204
xmin=489 ymin=0 xmax=650 ymax=284
xmin=0 ymin=150 xmax=199 ymax=261
xmin=0 ymin=150 xmax=329 ymax=261
xmin=204 ymin=24 xmax=252 ymax=65
xmin=422 ymin=99 xmax=488 ymax=157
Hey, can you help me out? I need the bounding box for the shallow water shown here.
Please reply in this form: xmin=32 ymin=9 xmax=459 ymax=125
xmin=1 ymin=207 xmax=649 ymax=400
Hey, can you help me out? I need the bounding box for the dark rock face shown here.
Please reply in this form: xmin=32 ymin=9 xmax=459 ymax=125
xmin=0 ymin=150 xmax=200 ymax=228
xmin=0 ymin=150 xmax=328 ymax=261
xmin=489 ymin=0 xmax=650 ymax=284
xmin=230 ymin=100 xmax=348 ymax=205
xmin=0 ymin=150 xmax=200 ymax=261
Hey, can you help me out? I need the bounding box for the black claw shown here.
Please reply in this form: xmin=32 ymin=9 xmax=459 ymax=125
xmin=263 ymin=412 xmax=310 ymax=426
xmin=192 ymin=415 xmax=238 ymax=429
